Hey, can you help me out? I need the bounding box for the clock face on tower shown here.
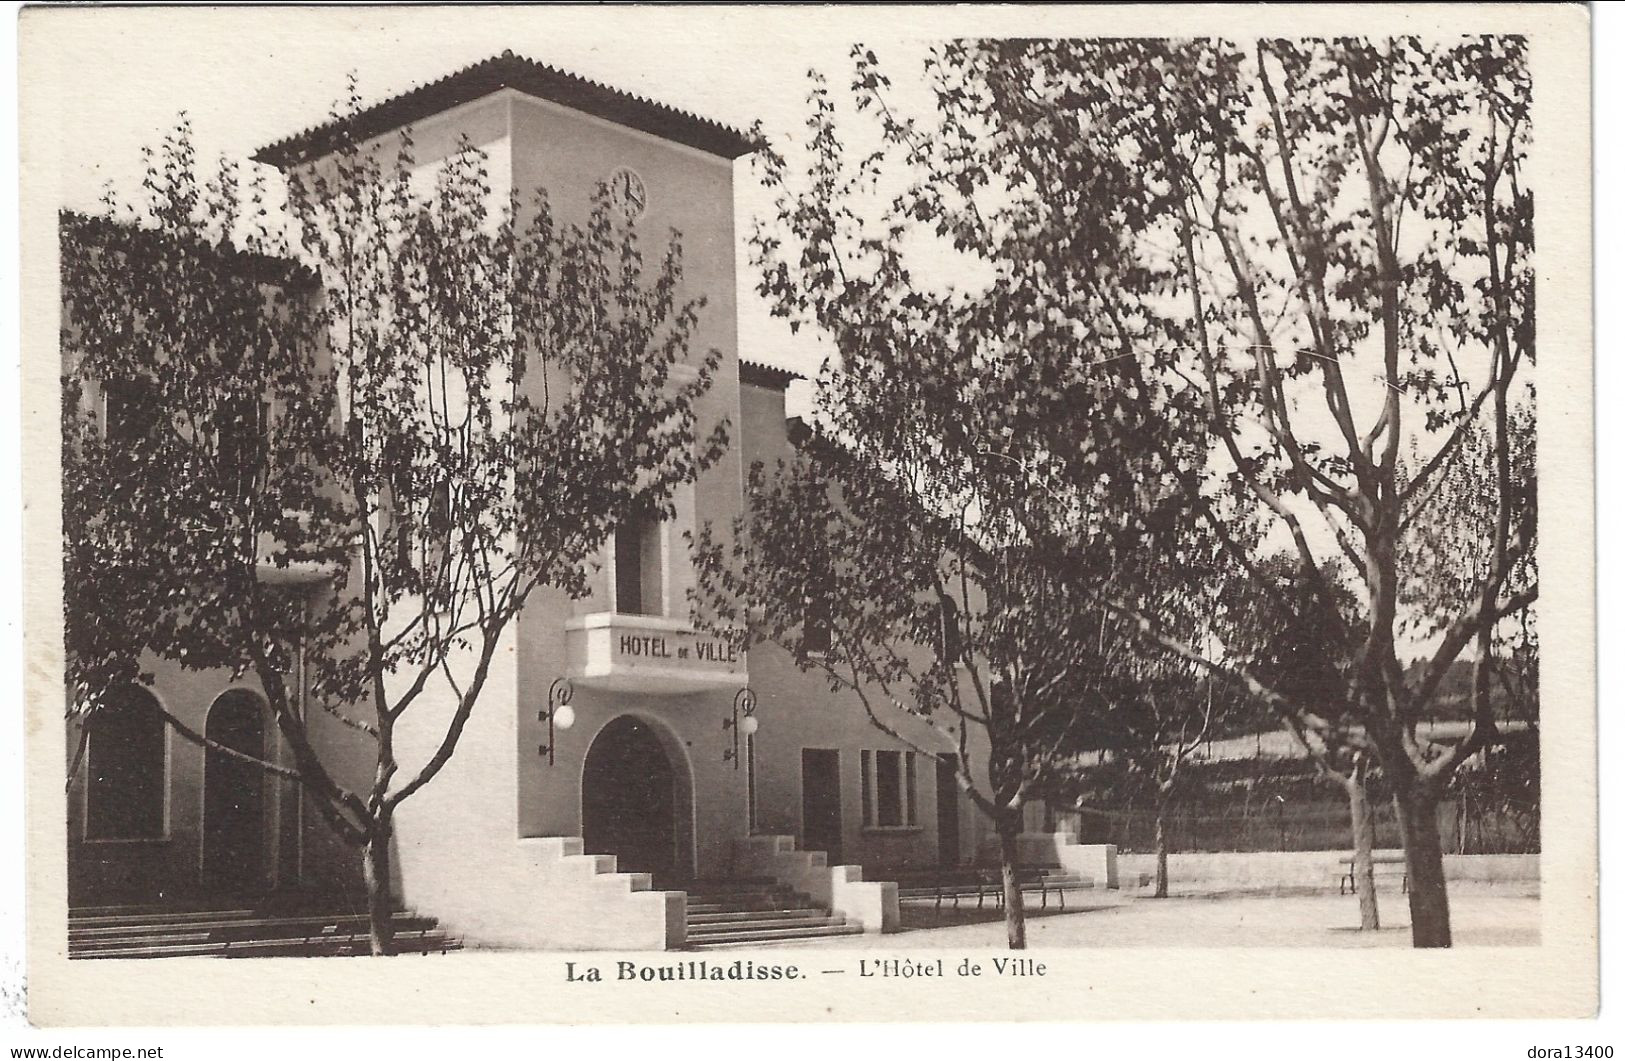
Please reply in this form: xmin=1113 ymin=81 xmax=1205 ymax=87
xmin=608 ymin=167 xmax=648 ymax=222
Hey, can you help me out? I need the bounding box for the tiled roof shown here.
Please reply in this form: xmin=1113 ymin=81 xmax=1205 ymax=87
xmin=254 ymin=51 xmax=759 ymax=169
xmin=738 ymin=359 xmax=803 ymax=390
xmin=60 ymin=210 xmax=318 ymax=289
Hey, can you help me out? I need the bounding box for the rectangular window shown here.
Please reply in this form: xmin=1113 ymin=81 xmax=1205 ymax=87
xmin=802 ymin=554 xmax=833 ymax=656
xmin=876 ymin=750 xmax=902 ymax=826
xmin=216 ymin=391 xmax=266 ymax=495
xmin=935 ymin=597 xmax=963 ymax=664
xmin=424 ymin=478 xmax=454 ymax=606
xmin=802 ymin=592 xmax=832 ymax=656
xmin=103 ymin=377 xmax=159 ymax=443
xmin=614 ymin=509 xmax=664 ymax=616
xmin=386 ymin=473 xmax=453 ymax=603
xmin=614 ymin=519 xmax=643 ymax=613
xmin=859 ymin=750 xmax=872 ymax=825
xmin=862 ymin=749 xmax=917 ymax=828
xmin=906 ymin=751 xmax=917 ymax=826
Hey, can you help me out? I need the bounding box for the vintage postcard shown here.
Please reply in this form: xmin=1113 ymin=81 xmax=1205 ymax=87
xmin=16 ymin=2 xmax=1596 ymax=1026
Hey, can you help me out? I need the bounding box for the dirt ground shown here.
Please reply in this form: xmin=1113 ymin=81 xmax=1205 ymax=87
xmin=783 ymin=880 xmax=1540 ymax=948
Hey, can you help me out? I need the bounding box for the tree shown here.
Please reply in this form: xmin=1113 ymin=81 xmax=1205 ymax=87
xmin=61 ymin=125 xmax=334 ymax=786
xmin=727 ymin=35 xmax=1534 ymax=948
xmin=61 ymin=109 xmax=725 ymax=953
xmin=1226 ymin=558 xmax=1385 ymax=930
xmin=699 ymin=433 xmax=1143 ymax=950
xmin=1096 ymin=660 xmax=1219 ymax=900
xmin=695 ymin=53 xmax=1202 ymax=950
xmin=1068 ymin=550 xmax=1264 ymax=901
xmin=928 ymin=37 xmax=1535 ymax=947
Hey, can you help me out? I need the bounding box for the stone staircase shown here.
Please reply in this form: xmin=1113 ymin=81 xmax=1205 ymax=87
xmin=730 ymin=834 xmax=901 ymax=935
xmin=682 ymin=877 xmax=865 ymax=948
xmin=68 ymin=898 xmax=461 ymax=959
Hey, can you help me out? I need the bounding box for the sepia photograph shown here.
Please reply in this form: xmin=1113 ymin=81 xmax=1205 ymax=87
xmin=13 ymin=1 xmax=1597 ymax=1029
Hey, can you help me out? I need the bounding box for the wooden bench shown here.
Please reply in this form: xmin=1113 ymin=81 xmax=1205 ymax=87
xmin=1339 ymin=855 xmax=1408 ymax=894
xmin=72 ymin=928 xmax=460 ymax=960
xmin=895 ymin=869 xmax=1094 ymax=914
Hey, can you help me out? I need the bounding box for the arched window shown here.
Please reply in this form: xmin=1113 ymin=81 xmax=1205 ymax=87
xmin=202 ymin=689 xmax=269 ymax=891
xmin=85 ymin=685 xmax=167 ymax=840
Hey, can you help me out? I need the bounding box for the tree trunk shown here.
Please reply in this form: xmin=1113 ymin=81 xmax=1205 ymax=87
xmin=1153 ymin=810 xmax=1169 ymax=899
xmin=1344 ymin=773 xmax=1380 ymax=931
xmin=995 ymin=816 xmax=1027 ymax=950
xmin=363 ymin=815 xmax=396 ymax=956
xmin=1393 ymin=783 xmax=1452 ymax=948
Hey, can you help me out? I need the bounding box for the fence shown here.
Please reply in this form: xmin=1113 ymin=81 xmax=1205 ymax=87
xmin=1051 ymin=794 xmax=1537 ymax=855
xmin=1452 ymin=792 xmax=1540 ymax=855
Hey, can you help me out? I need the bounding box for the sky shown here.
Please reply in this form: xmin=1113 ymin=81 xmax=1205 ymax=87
xmin=25 ymin=6 xmax=1505 ymax=430
xmin=25 ymin=6 xmax=947 ymax=397
xmin=35 ymin=7 xmax=845 ymax=204
xmin=21 ymin=5 xmax=1549 ymax=661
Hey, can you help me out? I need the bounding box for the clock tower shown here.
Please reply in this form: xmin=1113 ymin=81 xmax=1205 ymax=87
xmin=244 ymin=54 xmax=947 ymax=951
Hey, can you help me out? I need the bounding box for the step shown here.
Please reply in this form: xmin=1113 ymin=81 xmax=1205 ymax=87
xmin=221 ymin=929 xmax=458 ymax=955
xmin=74 ymin=929 xmax=458 ymax=955
xmin=687 ymin=923 xmax=866 ymax=948
xmin=685 ymin=898 xmax=809 ymax=912
xmin=686 ymin=909 xmax=833 ymax=926
xmin=69 ymin=924 xmax=446 ymax=951
xmin=71 ymin=901 xmax=260 ymax=918
xmin=69 ymin=902 xmax=399 ymax=927
xmin=685 ymin=899 xmax=819 ymax=915
xmin=70 ymin=908 xmax=260 ymax=928
xmin=67 ymin=902 xmax=450 ymax=960
xmin=72 ymin=929 xmax=460 ymax=960
xmin=71 ymin=923 xmax=440 ymax=944
xmin=72 ymin=930 xmax=215 ymax=949
xmin=685 ymin=890 xmax=810 ymax=904
xmin=558 ymin=853 xmax=620 ymax=880
xmin=70 ymin=927 xmax=448 ymax=953
xmin=687 ymin=915 xmax=847 ymax=936
xmin=684 ymin=884 xmax=800 ymax=898
xmin=677 ymin=874 xmax=862 ymax=946
xmin=683 ymin=877 xmax=779 ymax=890
xmin=71 ymin=894 xmax=386 ymax=919
xmin=692 ymin=919 xmax=864 ymax=937
xmin=70 ymin=913 xmax=438 ymax=940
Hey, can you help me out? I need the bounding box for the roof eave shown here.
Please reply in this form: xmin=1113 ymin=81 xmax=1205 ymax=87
xmin=253 ymin=52 xmax=760 ymax=170
xmin=738 ymin=359 xmax=804 ymax=390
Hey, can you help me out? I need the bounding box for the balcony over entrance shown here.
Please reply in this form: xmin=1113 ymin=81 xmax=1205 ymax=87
xmin=564 ymin=613 xmax=747 ymax=693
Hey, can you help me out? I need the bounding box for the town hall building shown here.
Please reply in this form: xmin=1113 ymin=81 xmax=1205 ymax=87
xmin=64 ymin=53 xmax=1117 ymax=953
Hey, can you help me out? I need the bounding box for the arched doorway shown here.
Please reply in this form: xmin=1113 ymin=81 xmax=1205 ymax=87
xmin=581 ymin=715 xmax=691 ymax=885
xmin=201 ymin=690 xmax=269 ymax=895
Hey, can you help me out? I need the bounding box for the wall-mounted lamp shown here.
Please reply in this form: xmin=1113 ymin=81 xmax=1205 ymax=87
xmin=538 ymin=677 xmax=576 ymax=766
xmin=722 ymin=687 xmax=758 ymax=769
